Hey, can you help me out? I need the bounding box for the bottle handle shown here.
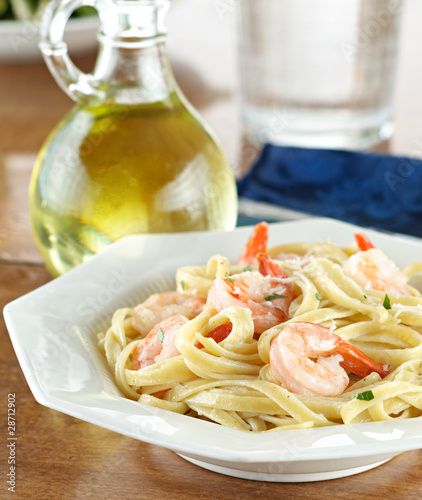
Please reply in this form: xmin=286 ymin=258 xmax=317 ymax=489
xmin=39 ymin=0 xmax=100 ymax=101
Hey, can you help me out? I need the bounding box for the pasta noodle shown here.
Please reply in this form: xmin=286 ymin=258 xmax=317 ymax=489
xmin=98 ymin=226 xmax=422 ymax=432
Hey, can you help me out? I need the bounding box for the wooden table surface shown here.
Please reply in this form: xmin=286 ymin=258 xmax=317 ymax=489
xmin=1 ymin=0 xmax=422 ymax=498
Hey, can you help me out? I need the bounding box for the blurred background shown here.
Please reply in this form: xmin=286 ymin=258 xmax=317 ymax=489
xmin=1 ymin=0 xmax=422 ymax=171
xmin=1 ymin=0 xmax=422 ymax=264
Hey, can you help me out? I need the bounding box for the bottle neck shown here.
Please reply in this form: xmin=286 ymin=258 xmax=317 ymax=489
xmin=92 ymin=0 xmax=176 ymax=104
xmin=93 ymin=38 xmax=177 ymax=104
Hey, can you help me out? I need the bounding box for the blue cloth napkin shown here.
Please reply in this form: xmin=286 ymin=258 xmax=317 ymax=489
xmin=237 ymin=144 xmax=422 ymax=238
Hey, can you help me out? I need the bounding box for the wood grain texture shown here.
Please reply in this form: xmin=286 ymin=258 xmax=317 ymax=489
xmin=1 ymin=0 xmax=422 ymax=497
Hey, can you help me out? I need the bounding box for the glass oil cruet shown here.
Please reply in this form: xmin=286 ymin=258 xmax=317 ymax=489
xmin=30 ymin=0 xmax=238 ymax=277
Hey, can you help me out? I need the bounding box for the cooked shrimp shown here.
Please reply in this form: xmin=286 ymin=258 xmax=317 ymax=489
xmin=132 ymin=291 xmax=206 ymax=336
xmin=269 ymin=322 xmax=392 ymax=397
xmin=131 ymin=315 xmax=188 ymax=370
xmin=207 ymin=253 xmax=296 ymax=334
xmin=343 ymin=233 xmax=411 ymax=296
xmin=237 ymin=221 xmax=268 ymax=266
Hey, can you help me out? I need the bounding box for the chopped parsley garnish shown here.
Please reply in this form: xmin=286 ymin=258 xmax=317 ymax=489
xmin=157 ymin=328 xmax=164 ymax=343
xmin=355 ymin=390 xmax=374 ymax=401
xmin=383 ymin=294 xmax=391 ymax=310
xmin=315 ymin=292 xmax=322 ymax=301
xmin=363 ymin=294 xmax=367 ymax=299
xmin=265 ymin=293 xmax=287 ymax=301
xmin=180 ymin=280 xmax=185 ymax=291
xmin=225 ymin=275 xmax=234 ymax=283
xmin=243 ymin=265 xmax=252 ymax=272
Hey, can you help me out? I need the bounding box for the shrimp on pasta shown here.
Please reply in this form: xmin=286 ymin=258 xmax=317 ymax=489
xmin=131 ymin=315 xmax=188 ymax=370
xmin=269 ymin=322 xmax=391 ymax=397
xmin=132 ymin=291 xmax=205 ymax=336
xmin=343 ymin=233 xmax=411 ymax=296
xmin=207 ymin=253 xmax=296 ymax=334
xmin=99 ymin=222 xmax=422 ymax=432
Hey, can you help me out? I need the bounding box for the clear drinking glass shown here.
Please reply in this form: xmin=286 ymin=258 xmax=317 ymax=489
xmin=236 ymin=0 xmax=404 ymax=150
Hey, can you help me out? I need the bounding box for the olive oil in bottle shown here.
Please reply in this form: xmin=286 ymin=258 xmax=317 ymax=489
xmin=32 ymin=0 xmax=238 ymax=276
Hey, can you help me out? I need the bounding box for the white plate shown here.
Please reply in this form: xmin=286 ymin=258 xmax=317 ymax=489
xmin=0 ymin=16 xmax=99 ymax=63
xmin=4 ymin=218 xmax=422 ymax=482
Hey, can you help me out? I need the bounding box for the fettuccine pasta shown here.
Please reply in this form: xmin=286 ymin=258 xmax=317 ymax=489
xmin=98 ymin=224 xmax=422 ymax=432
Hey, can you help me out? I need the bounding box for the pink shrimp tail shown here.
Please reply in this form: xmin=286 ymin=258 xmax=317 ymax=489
xmin=336 ymin=339 xmax=392 ymax=379
xmin=257 ymin=252 xmax=284 ymax=278
xmin=258 ymin=252 xmax=297 ymax=301
xmin=238 ymin=222 xmax=268 ymax=266
xmin=355 ymin=232 xmax=376 ymax=251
